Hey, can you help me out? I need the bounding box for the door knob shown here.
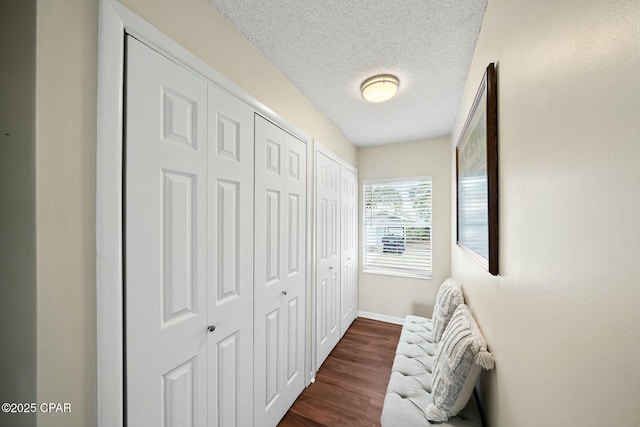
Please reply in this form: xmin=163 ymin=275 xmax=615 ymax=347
xmin=282 ymin=291 xmax=287 ymax=296
xmin=328 ymin=266 xmax=333 ymax=270
xmin=207 ymin=325 xmax=216 ymax=332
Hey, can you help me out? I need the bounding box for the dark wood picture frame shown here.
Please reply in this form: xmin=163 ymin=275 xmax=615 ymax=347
xmin=456 ymin=63 xmax=498 ymax=275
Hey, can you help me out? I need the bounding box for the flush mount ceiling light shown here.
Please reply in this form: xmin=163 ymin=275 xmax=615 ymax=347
xmin=360 ymin=74 xmax=400 ymax=103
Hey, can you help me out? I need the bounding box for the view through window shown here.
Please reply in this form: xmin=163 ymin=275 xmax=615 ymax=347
xmin=363 ymin=178 xmax=432 ymax=279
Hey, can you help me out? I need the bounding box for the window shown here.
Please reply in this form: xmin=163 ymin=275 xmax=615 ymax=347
xmin=363 ymin=178 xmax=432 ymax=279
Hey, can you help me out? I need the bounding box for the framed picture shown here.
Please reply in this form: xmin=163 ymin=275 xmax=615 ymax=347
xmin=456 ymin=63 xmax=498 ymax=275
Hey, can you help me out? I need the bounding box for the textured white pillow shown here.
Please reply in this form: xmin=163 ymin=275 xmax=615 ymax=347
xmin=431 ymin=278 xmax=465 ymax=343
xmin=426 ymin=304 xmax=495 ymax=422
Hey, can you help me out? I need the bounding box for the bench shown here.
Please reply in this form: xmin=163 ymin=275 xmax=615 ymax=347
xmin=381 ymin=280 xmax=493 ymax=426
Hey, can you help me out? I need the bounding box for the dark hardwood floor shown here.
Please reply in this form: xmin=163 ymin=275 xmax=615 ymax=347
xmin=278 ymin=318 xmax=402 ymax=427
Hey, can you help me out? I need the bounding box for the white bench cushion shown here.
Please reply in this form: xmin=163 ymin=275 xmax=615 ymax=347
xmin=381 ymin=311 xmax=484 ymax=427
xmin=382 ymin=379 xmax=482 ymax=427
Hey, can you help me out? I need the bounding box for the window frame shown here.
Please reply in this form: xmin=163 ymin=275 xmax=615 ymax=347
xmin=361 ymin=176 xmax=433 ymax=280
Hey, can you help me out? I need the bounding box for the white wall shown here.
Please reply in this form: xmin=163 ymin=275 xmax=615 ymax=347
xmin=1 ymin=1 xmax=37 ymax=427
xmin=451 ymin=0 xmax=640 ymax=426
xmin=358 ymin=137 xmax=451 ymax=318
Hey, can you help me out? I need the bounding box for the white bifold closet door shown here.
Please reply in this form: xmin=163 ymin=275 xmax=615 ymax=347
xmin=125 ymin=36 xmax=254 ymax=427
xmin=315 ymin=152 xmax=341 ymax=368
xmin=340 ymin=166 xmax=357 ymax=335
xmin=254 ymin=115 xmax=307 ymax=427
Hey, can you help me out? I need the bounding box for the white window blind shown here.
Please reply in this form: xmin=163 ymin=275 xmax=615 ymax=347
xmin=363 ymin=178 xmax=432 ymax=279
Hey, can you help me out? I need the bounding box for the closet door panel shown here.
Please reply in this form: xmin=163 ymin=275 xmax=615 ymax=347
xmin=254 ymin=116 xmax=287 ymax=427
xmin=340 ymin=167 xmax=357 ymax=335
xmin=255 ymin=116 xmax=307 ymax=427
xmin=207 ymin=83 xmax=254 ymax=427
xmin=315 ymin=152 xmax=341 ymax=368
xmin=125 ymin=36 xmax=208 ymax=427
xmin=282 ymin=133 xmax=306 ymax=404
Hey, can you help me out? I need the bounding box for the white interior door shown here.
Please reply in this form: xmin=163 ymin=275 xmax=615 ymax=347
xmin=340 ymin=166 xmax=357 ymax=336
xmin=315 ymin=152 xmax=341 ymax=368
xmin=254 ymin=115 xmax=307 ymax=427
xmin=126 ymin=36 xmax=208 ymax=427
xmin=206 ymin=82 xmax=255 ymax=427
xmin=126 ymin=36 xmax=254 ymax=427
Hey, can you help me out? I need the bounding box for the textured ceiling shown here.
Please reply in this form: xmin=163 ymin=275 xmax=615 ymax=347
xmin=210 ymin=0 xmax=487 ymax=146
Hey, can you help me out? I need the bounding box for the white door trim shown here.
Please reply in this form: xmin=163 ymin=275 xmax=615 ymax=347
xmin=97 ymin=2 xmax=311 ymax=425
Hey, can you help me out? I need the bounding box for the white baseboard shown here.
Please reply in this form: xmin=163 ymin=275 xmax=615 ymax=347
xmin=358 ymin=311 xmax=405 ymax=325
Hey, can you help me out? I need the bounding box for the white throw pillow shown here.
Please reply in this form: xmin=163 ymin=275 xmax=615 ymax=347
xmin=426 ymin=304 xmax=495 ymax=422
xmin=431 ymin=278 xmax=465 ymax=343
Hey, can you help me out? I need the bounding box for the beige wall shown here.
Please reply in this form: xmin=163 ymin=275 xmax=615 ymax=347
xmin=35 ymin=0 xmax=98 ymax=426
xmin=33 ymin=1 xmax=356 ymax=426
xmin=358 ymin=137 xmax=451 ymax=318
xmin=451 ymin=0 xmax=640 ymax=426
xmin=1 ymin=1 xmax=37 ymax=427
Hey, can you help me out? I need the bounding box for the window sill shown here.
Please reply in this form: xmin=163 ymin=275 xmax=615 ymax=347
xmin=362 ymin=268 xmax=432 ymax=280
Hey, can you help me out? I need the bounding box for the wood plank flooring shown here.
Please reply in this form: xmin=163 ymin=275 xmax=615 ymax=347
xmin=278 ymin=318 xmax=402 ymax=427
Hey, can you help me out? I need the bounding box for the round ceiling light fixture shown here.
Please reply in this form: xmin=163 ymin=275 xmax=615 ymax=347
xmin=360 ymin=74 xmax=400 ymax=103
